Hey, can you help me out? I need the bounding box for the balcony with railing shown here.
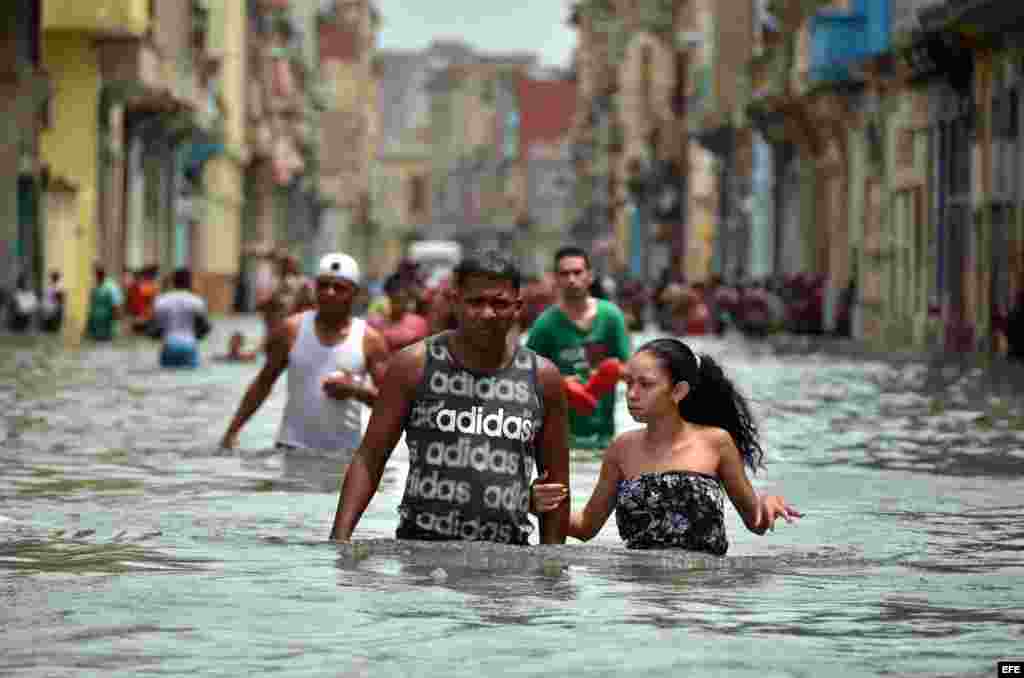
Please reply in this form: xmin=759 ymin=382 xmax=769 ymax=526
xmin=43 ymin=0 xmax=149 ymax=38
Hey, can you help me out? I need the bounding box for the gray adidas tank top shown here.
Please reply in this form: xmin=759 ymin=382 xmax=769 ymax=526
xmin=397 ymin=332 xmax=544 ymax=545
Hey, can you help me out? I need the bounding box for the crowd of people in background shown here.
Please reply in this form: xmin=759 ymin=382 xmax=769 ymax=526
xmin=0 ymin=260 xmax=214 ymax=371
xmin=650 ymin=270 xmax=837 ymax=339
xmin=7 ymin=245 xmax=1024 ymax=365
xmin=3 ymin=271 xmax=63 ymax=334
xmin=352 ymin=260 xmax=844 ymax=347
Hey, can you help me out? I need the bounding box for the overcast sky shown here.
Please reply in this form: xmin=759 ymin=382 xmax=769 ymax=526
xmin=372 ymin=1 xmax=577 ymax=66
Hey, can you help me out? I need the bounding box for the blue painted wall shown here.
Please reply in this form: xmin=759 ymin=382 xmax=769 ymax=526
xmin=810 ymin=0 xmax=890 ymax=83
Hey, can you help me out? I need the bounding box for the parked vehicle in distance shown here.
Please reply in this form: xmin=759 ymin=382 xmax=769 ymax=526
xmin=408 ymin=240 xmax=462 ymax=288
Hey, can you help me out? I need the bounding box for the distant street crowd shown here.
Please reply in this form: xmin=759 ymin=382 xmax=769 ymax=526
xmin=6 ymin=249 xmax=1024 ymax=366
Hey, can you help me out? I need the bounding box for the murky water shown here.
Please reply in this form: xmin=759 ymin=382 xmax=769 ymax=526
xmin=2 ymin=317 xmax=1022 ymax=677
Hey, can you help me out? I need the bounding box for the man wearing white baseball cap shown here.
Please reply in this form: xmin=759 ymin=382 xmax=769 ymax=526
xmin=221 ymin=252 xmax=390 ymax=454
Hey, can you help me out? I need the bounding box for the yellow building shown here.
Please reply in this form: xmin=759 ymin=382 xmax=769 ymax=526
xmin=196 ymin=0 xmax=246 ymax=312
xmin=41 ymin=0 xmax=149 ymax=342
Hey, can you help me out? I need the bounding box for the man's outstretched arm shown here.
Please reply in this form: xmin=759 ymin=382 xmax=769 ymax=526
xmin=330 ymin=344 xmax=422 ymax=541
xmin=220 ymin=321 xmax=292 ymax=449
xmin=535 ymin=357 xmax=571 ymax=544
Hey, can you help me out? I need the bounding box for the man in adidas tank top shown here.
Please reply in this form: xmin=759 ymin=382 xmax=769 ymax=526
xmin=220 ymin=252 xmax=390 ymax=452
xmin=330 ymin=250 xmax=571 ymax=545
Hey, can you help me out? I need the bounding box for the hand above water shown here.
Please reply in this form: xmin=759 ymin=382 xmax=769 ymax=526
xmin=530 ymin=471 xmax=568 ymax=514
xmin=322 ymin=370 xmax=363 ymax=401
xmin=756 ymin=494 xmax=803 ymax=533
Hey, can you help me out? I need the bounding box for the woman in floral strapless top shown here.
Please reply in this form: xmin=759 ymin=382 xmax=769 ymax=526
xmin=533 ymin=338 xmax=802 ymax=554
xmin=615 ymin=470 xmax=729 ymax=554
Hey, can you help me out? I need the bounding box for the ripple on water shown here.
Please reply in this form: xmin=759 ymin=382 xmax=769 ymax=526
xmin=327 ymin=538 xmax=873 ymax=581
xmin=0 ymin=537 xmax=213 ymax=575
xmin=14 ymin=476 xmax=145 ymax=499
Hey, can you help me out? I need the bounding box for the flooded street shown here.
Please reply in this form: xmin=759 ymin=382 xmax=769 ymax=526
xmin=2 ymin=316 xmax=1023 ymax=677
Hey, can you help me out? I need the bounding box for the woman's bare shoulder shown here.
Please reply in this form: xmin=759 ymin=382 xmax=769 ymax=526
xmin=695 ymin=425 xmax=738 ymax=464
xmin=692 ymin=423 xmax=731 ymax=443
xmin=606 ymin=428 xmax=644 ymax=460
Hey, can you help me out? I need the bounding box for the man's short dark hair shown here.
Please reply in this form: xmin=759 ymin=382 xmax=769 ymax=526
xmin=453 ymin=249 xmax=522 ymax=291
xmin=383 ymin=272 xmax=405 ymax=295
xmin=173 ymin=268 xmax=192 ymax=290
xmin=554 ymin=245 xmax=591 ymax=271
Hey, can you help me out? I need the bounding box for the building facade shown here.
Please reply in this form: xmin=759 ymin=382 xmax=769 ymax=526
xmin=1 ymin=0 xmax=381 ymax=329
xmin=721 ymin=0 xmax=1024 ymax=353
xmin=518 ymin=75 xmax=578 ymax=275
xmin=0 ymin=0 xmax=47 ymax=300
xmin=569 ymin=0 xmax=706 ymax=285
xmin=317 ymin=0 xmax=380 ymax=276
xmin=240 ymin=0 xmax=332 ymax=305
xmin=422 ymin=42 xmax=538 ymax=266
xmin=372 ymin=48 xmax=434 ymax=278
xmin=41 ymin=0 xmax=151 ymax=338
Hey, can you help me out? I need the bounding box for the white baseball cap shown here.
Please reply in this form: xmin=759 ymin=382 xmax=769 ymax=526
xmin=317 ymin=252 xmax=361 ymax=285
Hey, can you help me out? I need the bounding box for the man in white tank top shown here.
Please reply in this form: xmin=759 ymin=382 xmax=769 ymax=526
xmin=220 ymin=253 xmax=390 ymax=452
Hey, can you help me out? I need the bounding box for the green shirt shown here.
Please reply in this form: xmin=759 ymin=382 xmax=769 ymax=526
xmin=526 ymin=299 xmax=631 ymax=449
xmin=86 ymin=279 xmax=123 ymax=341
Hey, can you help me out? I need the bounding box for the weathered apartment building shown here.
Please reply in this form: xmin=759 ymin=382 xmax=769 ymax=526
xmin=373 ymin=40 xmax=578 ymax=276
xmin=570 ymin=0 xmax=1024 ymax=354
xmin=3 ymin=0 xmax=380 ymax=335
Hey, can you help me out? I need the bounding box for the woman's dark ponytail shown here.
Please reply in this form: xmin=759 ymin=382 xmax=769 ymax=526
xmin=681 ymin=352 xmax=764 ymax=472
xmin=637 ymin=339 xmax=764 ymax=472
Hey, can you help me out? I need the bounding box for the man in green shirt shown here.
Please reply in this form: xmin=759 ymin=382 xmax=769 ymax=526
xmin=526 ymin=246 xmax=631 ymax=449
xmin=86 ymin=265 xmax=124 ymax=342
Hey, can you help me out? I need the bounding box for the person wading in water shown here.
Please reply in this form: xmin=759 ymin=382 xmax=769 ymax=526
xmin=220 ymin=252 xmax=390 ymax=453
xmin=532 ymin=338 xmax=802 ymax=554
xmin=526 ymin=246 xmax=631 ymax=451
xmin=329 ymin=249 xmax=571 ymax=545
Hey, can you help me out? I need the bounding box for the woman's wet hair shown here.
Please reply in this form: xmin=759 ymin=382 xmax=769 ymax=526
xmin=453 ymin=249 xmax=522 ymax=291
xmin=637 ymin=338 xmax=764 ymax=472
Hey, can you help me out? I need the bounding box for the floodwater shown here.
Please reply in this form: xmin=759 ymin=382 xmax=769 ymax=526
xmin=2 ymin=316 xmax=1022 ymax=677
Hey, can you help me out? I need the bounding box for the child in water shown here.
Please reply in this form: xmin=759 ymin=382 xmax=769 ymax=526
xmin=216 ymin=332 xmax=260 ymax=363
xmin=533 ymin=338 xmax=802 ymax=554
